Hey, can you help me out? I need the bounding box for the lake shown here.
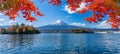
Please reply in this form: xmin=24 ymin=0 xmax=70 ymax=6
xmin=0 ymin=33 xmax=120 ymax=54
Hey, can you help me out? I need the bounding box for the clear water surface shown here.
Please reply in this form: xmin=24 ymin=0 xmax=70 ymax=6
xmin=0 ymin=33 xmax=120 ymax=54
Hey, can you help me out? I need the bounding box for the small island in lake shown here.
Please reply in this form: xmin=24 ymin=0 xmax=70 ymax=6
xmin=0 ymin=23 xmax=40 ymax=34
xmin=70 ymin=28 xmax=94 ymax=33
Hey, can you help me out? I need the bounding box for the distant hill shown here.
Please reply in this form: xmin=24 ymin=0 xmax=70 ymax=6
xmin=37 ymin=20 xmax=82 ymax=32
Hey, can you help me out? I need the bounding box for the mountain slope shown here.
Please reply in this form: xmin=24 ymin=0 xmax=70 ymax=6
xmin=38 ymin=20 xmax=82 ymax=31
xmin=51 ymin=20 xmax=67 ymax=25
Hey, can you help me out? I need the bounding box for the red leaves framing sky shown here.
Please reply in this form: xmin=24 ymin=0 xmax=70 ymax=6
xmin=48 ymin=0 xmax=120 ymax=28
xmin=0 ymin=0 xmax=44 ymax=22
xmin=0 ymin=0 xmax=120 ymax=28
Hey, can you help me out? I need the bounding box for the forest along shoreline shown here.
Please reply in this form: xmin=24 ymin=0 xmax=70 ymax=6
xmin=39 ymin=28 xmax=94 ymax=33
xmin=0 ymin=23 xmax=40 ymax=34
xmin=1 ymin=23 xmax=119 ymax=34
xmin=0 ymin=23 xmax=94 ymax=34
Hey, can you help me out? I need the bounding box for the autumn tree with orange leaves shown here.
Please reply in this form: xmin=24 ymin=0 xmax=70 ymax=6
xmin=0 ymin=0 xmax=44 ymax=22
xmin=0 ymin=0 xmax=120 ymax=28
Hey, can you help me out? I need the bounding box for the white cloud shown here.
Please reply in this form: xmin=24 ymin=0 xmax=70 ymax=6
xmin=0 ymin=13 xmax=3 ymax=15
xmin=70 ymin=22 xmax=86 ymax=27
xmin=96 ymin=20 xmax=111 ymax=28
xmin=65 ymin=5 xmax=76 ymax=14
xmin=64 ymin=2 xmax=87 ymax=14
xmin=76 ymin=2 xmax=87 ymax=11
xmin=26 ymin=22 xmax=32 ymax=25
xmin=0 ymin=18 xmax=19 ymax=26
xmin=8 ymin=20 xmax=17 ymax=25
xmin=0 ymin=18 xmax=4 ymax=21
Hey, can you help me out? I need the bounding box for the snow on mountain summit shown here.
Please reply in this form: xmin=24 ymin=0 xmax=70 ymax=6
xmin=52 ymin=20 xmax=67 ymax=25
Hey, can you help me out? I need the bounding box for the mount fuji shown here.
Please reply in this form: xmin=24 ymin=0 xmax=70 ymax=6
xmin=38 ymin=20 xmax=82 ymax=31
xmin=51 ymin=20 xmax=68 ymax=25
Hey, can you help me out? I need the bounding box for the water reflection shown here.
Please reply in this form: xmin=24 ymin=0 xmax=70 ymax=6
xmin=6 ymin=34 xmax=34 ymax=49
xmin=0 ymin=34 xmax=35 ymax=54
xmin=0 ymin=33 xmax=120 ymax=54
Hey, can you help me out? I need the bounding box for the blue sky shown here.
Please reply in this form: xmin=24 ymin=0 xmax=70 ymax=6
xmin=0 ymin=0 xmax=111 ymax=28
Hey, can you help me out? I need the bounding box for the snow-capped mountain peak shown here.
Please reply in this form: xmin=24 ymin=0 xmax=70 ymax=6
xmin=39 ymin=20 xmax=82 ymax=31
xmin=52 ymin=20 xmax=67 ymax=25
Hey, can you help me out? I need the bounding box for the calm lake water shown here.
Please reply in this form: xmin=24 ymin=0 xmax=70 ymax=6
xmin=0 ymin=33 xmax=120 ymax=54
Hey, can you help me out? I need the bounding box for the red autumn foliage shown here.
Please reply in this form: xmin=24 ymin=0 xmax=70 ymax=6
xmin=48 ymin=0 xmax=120 ymax=29
xmin=0 ymin=0 xmax=120 ymax=28
xmin=48 ymin=0 xmax=61 ymax=6
xmin=77 ymin=8 xmax=86 ymax=14
xmin=0 ymin=0 xmax=44 ymax=22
